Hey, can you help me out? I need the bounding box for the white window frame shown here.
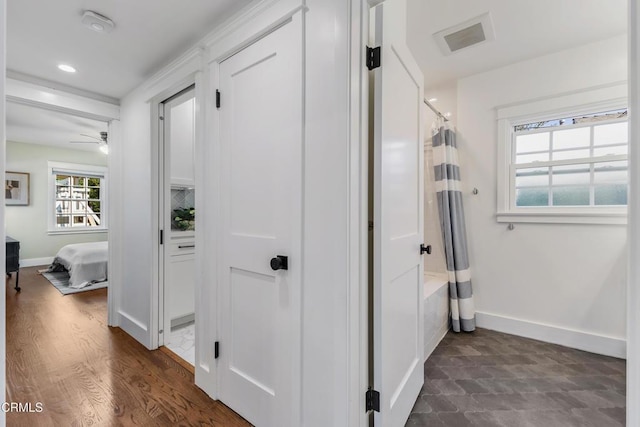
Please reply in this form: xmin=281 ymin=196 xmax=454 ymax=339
xmin=496 ymin=82 xmax=628 ymax=225
xmin=47 ymin=161 xmax=108 ymax=234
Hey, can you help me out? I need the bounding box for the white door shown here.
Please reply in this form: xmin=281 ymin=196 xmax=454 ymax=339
xmin=218 ymin=14 xmax=302 ymax=427
xmin=371 ymin=0 xmax=425 ymax=425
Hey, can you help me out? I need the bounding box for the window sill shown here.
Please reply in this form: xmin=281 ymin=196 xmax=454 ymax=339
xmin=496 ymin=210 xmax=627 ymax=225
xmin=47 ymin=228 xmax=108 ymax=236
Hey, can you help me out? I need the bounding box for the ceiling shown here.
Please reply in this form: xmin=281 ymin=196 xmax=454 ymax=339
xmin=6 ymin=102 xmax=107 ymax=151
xmin=6 ymin=0 xmax=253 ymax=150
xmin=407 ymin=0 xmax=627 ymax=91
xmin=7 ymin=0 xmax=253 ymax=100
xmin=4 ymin=0 xmax=628 ymax=150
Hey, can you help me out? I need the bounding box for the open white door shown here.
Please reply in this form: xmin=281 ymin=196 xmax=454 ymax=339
xmin=217 ymin=14 xmax=302 ymax=427
xmin=371 ymin=0 xmax=425 ymax=425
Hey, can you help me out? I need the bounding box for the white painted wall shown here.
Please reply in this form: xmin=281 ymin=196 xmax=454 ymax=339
xmin=627 ymin=1 xmax=640 ymax=423
xmin=5 ymin=141 xmax=107 ymax=262
xmin=114 ymin=1 xmax=366 ymax=425
xmin=0 ymin=0 xmax=6 ymax=424
xmin=457 ymin=35 xmax=628 ymax=355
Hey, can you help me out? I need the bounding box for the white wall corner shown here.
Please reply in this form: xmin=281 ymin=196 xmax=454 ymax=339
xmin=476 ymin=311 xmax=627 ymax=359
xmin=627 ymin=1 xmax=640 ymax=425
xmin=0 ymin=0 xmax=7 ymax=425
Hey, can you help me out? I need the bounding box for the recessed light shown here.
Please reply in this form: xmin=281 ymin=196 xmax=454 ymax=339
xmin=58 ymin=64 xmax=76 ymax=73
xmin=91 ymin=23 xmax=105 ymax=32
xmin=428 ymin=97 xmax=438 ymax=103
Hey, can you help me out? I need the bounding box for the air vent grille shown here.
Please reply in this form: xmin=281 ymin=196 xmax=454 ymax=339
xmin=434 ymin=13 xmax=495 ymax=56
xmin=444 ymin=23 xmax=486 ymax=52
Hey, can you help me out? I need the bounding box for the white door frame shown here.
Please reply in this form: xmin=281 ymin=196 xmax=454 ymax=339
xmin=4 ymin=77 xmax=121 ymax=326
xmin=156 ymin=84 xmax=196 ymax=348
xmin=627 ymin=1 xmax=639 ymax=425
xmin=149 ymin=76 xmax=198 ymax=351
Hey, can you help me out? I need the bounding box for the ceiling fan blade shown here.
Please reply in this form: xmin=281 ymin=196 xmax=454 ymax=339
xmin=80 ymin=133 xmax=102 ymax=142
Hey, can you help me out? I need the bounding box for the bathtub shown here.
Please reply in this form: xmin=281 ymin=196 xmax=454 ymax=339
xmin=423 ymin=271 xmax=449 ymax=361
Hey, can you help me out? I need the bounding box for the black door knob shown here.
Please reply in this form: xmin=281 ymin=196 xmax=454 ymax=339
xmin=270 ymin=255 xmax=288 ymax=271
xmin=420 ymin=244 xmax=432 ymax=255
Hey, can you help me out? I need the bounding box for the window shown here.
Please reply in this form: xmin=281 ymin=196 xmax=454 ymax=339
xmin=496 ymin=83 xmax=628 ymax=224
xmin=48 ymin=162 xmax=108 ymax=233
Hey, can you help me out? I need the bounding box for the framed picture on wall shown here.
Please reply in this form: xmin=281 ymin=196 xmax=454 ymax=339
xmin=5 ymin=172 xmax=30 ymax=206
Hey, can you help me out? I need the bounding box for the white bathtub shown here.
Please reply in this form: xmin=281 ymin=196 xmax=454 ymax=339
xmin=423 ymin=272 xmax=449 ymax=361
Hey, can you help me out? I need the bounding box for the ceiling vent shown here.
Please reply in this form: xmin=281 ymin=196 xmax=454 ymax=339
xmin=433 ymin=13 xmax=495 ymax=56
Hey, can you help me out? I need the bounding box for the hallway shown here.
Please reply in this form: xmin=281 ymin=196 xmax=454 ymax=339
xmin=5 ymin=266 xmax=249 ymax=426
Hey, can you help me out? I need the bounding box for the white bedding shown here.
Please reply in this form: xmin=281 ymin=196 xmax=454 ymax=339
xmin=49 ymin=241 xmax=108 ymax=289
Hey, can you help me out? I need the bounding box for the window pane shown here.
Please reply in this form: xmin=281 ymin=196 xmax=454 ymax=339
xmin=594 ymin=161 xmax=627 ymax=184
xmin=552 ymin=164 xmax=590 ymax=186
xmin=72 ymin=188 xmax=86 ymax=199
xmin=88 ymin=214 xmax=101 ymax=226
xmin=552 ymin=186 xmax=590 ymax=206
xmin=594 ymin=122 xmax=627 ymax=146
xmin=552 ymin=127 xmax=590 ymax=150
xmin=515 ymin=133 xmax=549 ymax=154
xmin=515 ymin=152 xmax=549 ymax=164
xmin=73 ymin=176 xmax=85 ymax=186
xmin=594 ymin=184 xmax=628 ymax=205
xmin=56 ymin=216 xmax=70 ymax=227
xmin=56 ymin=186 xmax=70 ymax=199
xmin=593 ymin=145 xmax=628 ymax=157
xmin=72 ymin=215 xmax=86 ymax=226
xmin=88 ymin=201 xmax=101 ymax=213
xmin=552 ymin=149 xmax=591 ymax=161
xmin=515 ymin=167 xmax=549 ymax=187
xmin=55 ymin=200 xmax=70 ymax=214
xmin=56 ymin=175 xmax=71 ymax=185
xmin=516 ymin=188 xmax=549 ymax=206
xmin=87 ymin=177 xmax=101 ymax=187
xmin=88 ymin=188 xmax=100 ymax=200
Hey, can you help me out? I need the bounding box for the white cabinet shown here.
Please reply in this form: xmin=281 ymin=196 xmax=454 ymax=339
xmin=168 ymin=97 xmax=195 ymax=187
xmin=167 ymin=234 xmax=195 ymax=325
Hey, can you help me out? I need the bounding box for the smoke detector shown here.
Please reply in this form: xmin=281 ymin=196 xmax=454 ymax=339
xmin=433 ymin=13 xmax=495 ymax=56
xmin=81 ymin=10 xmax=115 ymax=33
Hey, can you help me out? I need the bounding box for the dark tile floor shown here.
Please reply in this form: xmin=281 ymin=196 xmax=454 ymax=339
xmin=406 ymin=328 xmax=626 ymax=426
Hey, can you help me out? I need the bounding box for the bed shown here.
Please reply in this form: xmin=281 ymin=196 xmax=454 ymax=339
xmin=48 ymin=241 xmax=108 ymax=289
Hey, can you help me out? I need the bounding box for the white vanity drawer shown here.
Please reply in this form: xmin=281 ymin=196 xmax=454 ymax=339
xmin=170 ymin=239 xmax=195 ymax=256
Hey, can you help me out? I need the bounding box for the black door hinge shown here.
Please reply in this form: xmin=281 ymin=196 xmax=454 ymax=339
xmin=160 ymin=229 xmax=164 ymax=245
xmin=366 ymin=46 xmax=381 ymax=70
xmin=216 ymin=90 xmax=221 ymax=109
xmin=366 ymin=388 xmax=380 ymax=412
xmin=214 ymin=341 xmax=220 ymax=359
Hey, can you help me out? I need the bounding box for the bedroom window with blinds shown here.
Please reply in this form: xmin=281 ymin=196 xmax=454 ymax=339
xmin=496 ymin=83 xmax=628 ymax=224
xmin=48 ymin=162 xmax=108 ymax=234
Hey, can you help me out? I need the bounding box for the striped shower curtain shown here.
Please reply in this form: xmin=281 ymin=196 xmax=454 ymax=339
xmin=432 ymin=123 xmax=476 ymax=333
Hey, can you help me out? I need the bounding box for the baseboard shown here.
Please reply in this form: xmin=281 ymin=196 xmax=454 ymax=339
xmin=171 ymin=313 xmax=195 ymax=329
xmin=476 ymin=311 xmax=626 ymax=359
xmin=20 ymin=257 xmax=54 ymax=268
xmin=118 ymin=310 xmax=152 ymax=349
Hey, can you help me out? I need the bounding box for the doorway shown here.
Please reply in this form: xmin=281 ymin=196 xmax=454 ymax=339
xmin=158 ymin=85 xmax=197 ymax=366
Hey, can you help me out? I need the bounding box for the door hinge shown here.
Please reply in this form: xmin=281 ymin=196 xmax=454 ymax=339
xmin=160 ymin=229 xmax=164 ymax=245
xmin=214 ymin=341 xmax=220 ymax=359
xmin=366 ymin=46 xmax=381 ymax=70
xmin=366 ymin=388 xmax=380 ymax=412
xmin=216 ymin=90 xmax=221 ymax=109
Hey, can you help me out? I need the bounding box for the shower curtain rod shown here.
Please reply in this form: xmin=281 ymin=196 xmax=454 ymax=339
xmin=424 ymin=98 xmax=449 ymax=122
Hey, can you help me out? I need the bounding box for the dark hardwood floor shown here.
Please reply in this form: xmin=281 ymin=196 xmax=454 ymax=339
xmin=6 ymin=266 xmax=251 ymax=426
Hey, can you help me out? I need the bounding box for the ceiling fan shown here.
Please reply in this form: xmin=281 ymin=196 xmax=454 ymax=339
xmin=70 ymin=132 xmax=109 ymax=154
